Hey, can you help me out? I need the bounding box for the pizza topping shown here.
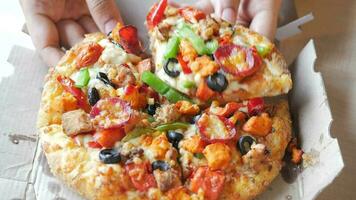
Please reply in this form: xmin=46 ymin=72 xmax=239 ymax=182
xmin=256 ymin=44 xmax=273 ymax=57
xmin=179 ymin=39 xmax=198 ymax=62
xmin=181 ymin=135 xmax=206 ymax=153
xmin=189 ymin=55 xmax=219 ymax=77
xmin=136 ymin=58 xmax=153 ymax=75
xmin=167 ymin=186 xmax=190 ymax=200
xmin=75 ymin=43 xmax=104 ymax=68
xmin=179 ymin=7 xmax=206 ymax=23
xmin=166 ymin=130 xmax=184 ymax=149
xmin=214 ymin=44 xmax=262 ymax=78
xmin=177 ymin=53 xmax=192 ymax=74
xmin=88 ymin=87 xmax=100 ymax=106
xmin=190 ymin=166 xmax=225 ymax=200
xmin=121 ymin=128 xmax=154 ymax=142
xmin=175 ymin=100 xmax=200 ymax=115
xmin=122 ymin=84 xmax=147 ymax=110
xmin=74 ymin=68 xmax=90 ymax=88
xmin=153 ymin=168 xmax=181 ymax=192
xmin=152 ymin=160 xmax=170 ymax=171
xmin=242 ymin=113 xmax=272 ymax=136
xmin=107 ymin=64 xmax=136 ymax=88
xmin=164 ymin=36 xmax=180 ymax=59
xmin=96 ymin=72 xmax=116 ymax=88
xmin=242 ymin=143 xmax=268 ymax=170
xmin=125 ymin=162 xmax=157 ymax=191
xmin=62 ymin=109 xmax=93 ymax=136
xmin=57 ymin=76 xmax=90 ymax=112
xmin=197 ymin=113 xmax=237 ymax=143
xmin=93 ymin=128 xmax=126 ymax=148
xmin=196 ymin=80 xmax=215 ymax=101
xmin=147 ymin=103 xmax=160 ymax=115
xmin=99 ymin=148 xmax=121 ymax=164
xmin=90 ymin=97 xmax=132 ymax=129
xmin=238 ymin=135 xmax=256 ymax=155
xmin=209 ymin=101 xmax=243 ymax=117
xmin=177 ymin=24 xmax=208 ymax=55
xmin=146 ymin=0 xmax=168 ymax=29
xmin=229 ymin=111 xmax=247 ymax=125
xmin=247 ymin=97 xmax=265 ymax=116
xmin=203 ymin=143 xmax=231 ymax=170
xmin=155 ymin=122 xmax=190 ymax=132
xmin=206 ymin=72 xmax=228 ymax=92
xmin=117 ymin=25 xmax=143 ymax=55
xmin=164 ymin=58 xmax=180 ymax=77
xmin=205 ymin=40 xmax=219 ymax=55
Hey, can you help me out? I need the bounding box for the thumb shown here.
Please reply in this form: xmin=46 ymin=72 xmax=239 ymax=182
xmin=211 ymin=0 xmax=239 ymax=23
xmin=86 ymin=0 xmax=123 ymax=34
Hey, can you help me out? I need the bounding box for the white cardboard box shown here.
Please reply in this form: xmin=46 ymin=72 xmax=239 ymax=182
xmin=0 ymin=1 xmax=344 ymax=199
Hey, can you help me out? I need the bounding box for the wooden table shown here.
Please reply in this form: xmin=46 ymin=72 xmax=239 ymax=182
xmin=280 ymin=0 xmax=356 ymax=199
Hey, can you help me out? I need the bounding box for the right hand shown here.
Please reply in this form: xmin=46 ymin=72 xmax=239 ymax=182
xmin=20 ymin=0 xmax=123 ymax=67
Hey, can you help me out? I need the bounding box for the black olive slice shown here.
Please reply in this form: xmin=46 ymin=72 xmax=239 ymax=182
xmin=99 ymin=149 xmax=121 ymax=164
xmin=88 ymin=87 xmax=100 ymax=106
xmin=96 ymin=72 xmax=116 ymax=88
xmin=152 ymin=160 xmax=170 ymax=171
xmin=238 ymin=135 xmax=256 ymax=155
xmin=163 ymin=58 xmax=180 ymax=78
xmin=147 ymin=103 xmax=160 ymax=115
xmin=207 ymin=72 xmax=228 ymax=92
xmin=166 ymin=131 xmax=184 ymax=149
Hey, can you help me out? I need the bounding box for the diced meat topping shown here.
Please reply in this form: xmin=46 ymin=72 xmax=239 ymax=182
xmin=136 ymin=58 xmax=153 ymax=75
xmin=242 ymin=143 xmax=268 ymax=171
xmin=189 ymin=55 xmax=219 ymax=77
xmin=203 ymin=143 xmax=231 ymax=170
xmin=62 ymin=109 xmax=93 ymax=136
xmin=153 ymin=169 xmax=181 ymax=192
xmin=153 ymin=104 xmax=181 ymax=125
xmin=242 ymin=113 xmax=272 ymax=136
xmin=175 ymin=100 xmax=200 ymax=115
xmin=107 ymin=64 xmax=136 ymax=87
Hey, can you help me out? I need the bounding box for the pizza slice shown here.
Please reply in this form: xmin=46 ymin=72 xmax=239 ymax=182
xmin=146 ymin=1 xmax=292 ymax=103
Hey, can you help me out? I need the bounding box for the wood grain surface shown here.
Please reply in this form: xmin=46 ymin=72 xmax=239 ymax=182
xmin=280 ymin=1 xmax=356 ymax=199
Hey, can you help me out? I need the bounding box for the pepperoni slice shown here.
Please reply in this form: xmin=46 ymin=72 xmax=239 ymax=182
xmin=214 ymin=44 xmax=262 ymax=78
xmin=90 ymin=97 xmax=132 ymax=129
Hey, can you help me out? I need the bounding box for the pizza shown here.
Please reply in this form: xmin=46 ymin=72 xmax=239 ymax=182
xmin=146 ymin=2 xmax=292 ymax=103
xmin=36 ymin=1 xmax=295 ymax=200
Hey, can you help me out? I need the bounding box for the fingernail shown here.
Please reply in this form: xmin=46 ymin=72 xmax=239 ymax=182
xmin=221 ymin=8 xmax=236 ymax=23
xmin=104 ymin=19 xmax=118 ymax=34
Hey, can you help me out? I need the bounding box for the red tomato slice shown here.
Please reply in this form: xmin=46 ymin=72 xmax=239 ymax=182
xmin=177 ymin=53 xmax=192 ymax=74
xmin=214 ymin=44 xmax=262 ymax=78
xmin=197 ymin=113 xmax=238 ymax=143
xmin=87 ymin=141 xmax=103 ymax=149
xmin=125 ymin=162 xmax=157 ymax=191
xmin=118 ymin=25 xmax=143 ymax=55
xmin=179 ymin=7 xmax=206 ymax=23
xmin=146 ymin=0 xmax=167 ymax=29
xmin=90 ymin=97 xmax=132 ymax=129
xmin=247 ymin=97 xmax=265 ymax=116
xmin=93 ymin=128 xmax=125 ymax=148
xmin=209 ymin=102 xmax=243 ymax=117
xmin=75 ymin=43 xmax=104 ymax=68
xmin=190 ymin=167 xmax=225 ymax=200
xmin=57 ymin=76 xmax=90 ymax=112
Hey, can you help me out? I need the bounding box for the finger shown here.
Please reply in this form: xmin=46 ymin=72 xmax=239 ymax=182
xmin=212 ymin=0 xmax=240 ymax=23
xmin=24 ymin=14 xmax=64 ymax=66
xmin=249 ymin=10 xmax=278 ymax=40
xmin=77 ymin=15 xmax=100 ymax=33
xmin=86 ymin=0 xmax=122 ymax=34
xmin=57 ymin=20 xmax=86 ymax=49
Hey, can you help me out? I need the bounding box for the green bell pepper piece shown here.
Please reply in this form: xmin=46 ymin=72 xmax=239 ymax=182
xmin=142 ymin=71 xmax=191 ymax=103
xmin=141 ymin=71 xmax=170 ymax=94
xmin=182 ymin=80 xmax=196 ymax=89
xmin=75 ymin=68 xmax=90 ymax=88
xmin=256 ymin=44 xmax=272 ymax=57
xmin=121 ymin=127 xmax=154 ymax=142
xmin=155 ymin=122 xmax=190 ymax=132
xmin=205 ymin=39 xmax=218 ymax=54
xmin=164 ymin=36 xmax=180 ymax=59
xmin=177 ymin=24 xmax=207 ymax=55
xmin=194 ymin=153 xmax=204 ymax=159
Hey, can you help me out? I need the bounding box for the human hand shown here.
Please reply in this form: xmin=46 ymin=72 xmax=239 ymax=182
xmin=20 ymin=0 xmax=122 ymax=67
xmin=173 ymin=0 xmax=281 ymax=40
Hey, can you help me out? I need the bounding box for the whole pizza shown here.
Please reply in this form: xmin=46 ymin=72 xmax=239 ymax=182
xmin=37 ymin=1 xmax=295 ymax=200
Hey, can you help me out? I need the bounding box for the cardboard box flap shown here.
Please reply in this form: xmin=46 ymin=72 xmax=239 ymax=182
xmin=289 ymin=40 xmax=344 ymax=199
